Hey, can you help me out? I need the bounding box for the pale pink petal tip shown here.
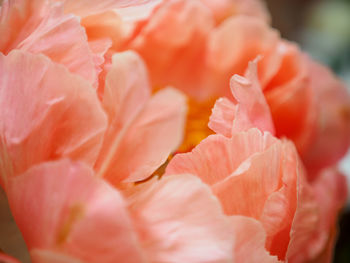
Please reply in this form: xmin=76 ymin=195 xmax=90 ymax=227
xmin=209 ymin=60 xmax=275 ymax=136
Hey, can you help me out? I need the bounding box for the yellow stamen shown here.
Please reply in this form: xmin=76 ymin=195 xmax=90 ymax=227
xmin=178 ymin=97 xmax=216 ymax=152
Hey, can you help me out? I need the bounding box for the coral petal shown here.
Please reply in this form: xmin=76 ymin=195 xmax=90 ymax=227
xmin=0 ymin=50 xmax=107 ymax=177
xmin=124 ymin=174 xmax=233 ymax=263
xmin=230 ymin=216 xmax=280 ymax=263
xmin=7 ymin=159 xmax=144 ymax=263
xmin=0 ymin=0 xmax=98 ymax=85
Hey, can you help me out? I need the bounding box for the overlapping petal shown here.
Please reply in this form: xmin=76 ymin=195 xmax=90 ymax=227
xmin=6 ymin=159 xmax=144 ymax=263
xmin=0 ymin=0 xmax=100 ymax=85
xmin=129 ymin=0 xmax=214 ymax=99
xmin=230 ymin=216 xmax=280 ymax=263
xmin=94 ymin=51 xmax=187 ymax=184
xmin=209 ymin=60 xmax=275 ymax=135
xmin=166 ymin=128 xmax=331 ymax=262
xmin=0 ymin=50 xmax=107 ymax=182
xmin=124 ymin=174 xmax=233 ymax=263
xmin=6 ymin=159 xmax=234 ymax=262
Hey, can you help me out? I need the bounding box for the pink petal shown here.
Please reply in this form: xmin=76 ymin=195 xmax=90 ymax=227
xmin=301 ymin=59 xmax=350 ymax=173
xmin=305 ymin=168 xmax=347 ymax=262
xmin=230 ymin=216 xmax=280 ymax=263
xmin=7 ymin=159 xmax=144 ymax=263
xmin=199 ymin=0 xmax=271 ymax=24
xmin=209 ymin=60 xmax=275 ymax=135
xmin=88 ymin=38 xmax=113 ymax=78
xmin=95 ymin=51 xmax=187 ymax=183
xmin=208 ymin=97 xmax=237 ymax=137
xmin=0 ymin=50 xmax=107 ymax=178
xmin=264 ymin=42 xmax=315 ymax=155
xmin=168 ymin=127 xmax=322 ymax=261
xmin=129 ymin=0 xmax=214 ymax=99
xmin=211 ymin=141 xmax=282 ymax=218
xmin=99 ymin=88 xmax=187 ymax=183
xmin=205 ymin=16 xmax=281 ymax=98
xmin=81 ymin=10 xmax=128 ymax=51
xmin=123 ymin=174 xmax=233 ymax=262
xmin=0 ymin=0 xmax=98 ymax=85
xmin=59 ymin=0 xmax=160 ymax=17
xmin=284 ymin=169 xmax=319 ymax=263
xmin=166 ymin=128 xmax=277 ymax=186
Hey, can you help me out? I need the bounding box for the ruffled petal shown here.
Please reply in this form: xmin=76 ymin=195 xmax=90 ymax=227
xmin=212 ymin=142 xmax=282 ymax=218
xmin=166 ymin=129 xmax=277 ymax=185
xmin=209 ymin=60 xmax=275 ymax=135
xmin=0 ymin=50 xmax=107 ymax=179
xmin=0 ymin=0 xmax=98 ymax=85
xmin=7 ymin=159 xmax=144 ymax=263
xmin=208 ymin=97 xmax=237 ymax=137
xmin=123 ymin=174 xmax=233 ymax=263
xmin=95 ymin=51 xmax=187 ymax=183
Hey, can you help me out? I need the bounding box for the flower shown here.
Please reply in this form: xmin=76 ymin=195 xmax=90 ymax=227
xmin=114 ymin=0 xmax=350 ymax=172
xmin=165 ymin=66 xmax=347 ymax=262
xmin=0 ymin=0 xmax=349 ymax=261
xmin=166 ymin=126 xmax=346 ymax=262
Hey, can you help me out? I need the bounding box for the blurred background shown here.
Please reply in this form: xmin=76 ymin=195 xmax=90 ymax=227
xmin=265 ymin=0 xmax=350 ymax=262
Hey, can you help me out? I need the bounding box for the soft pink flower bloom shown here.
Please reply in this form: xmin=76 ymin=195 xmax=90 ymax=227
xmin=116 ymin=0 xmax=350 ymax=172
xmin=6 ymin=159 xmax=233 ymax=262
xmin=166 ymin=127 xmax=346 ymax=262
